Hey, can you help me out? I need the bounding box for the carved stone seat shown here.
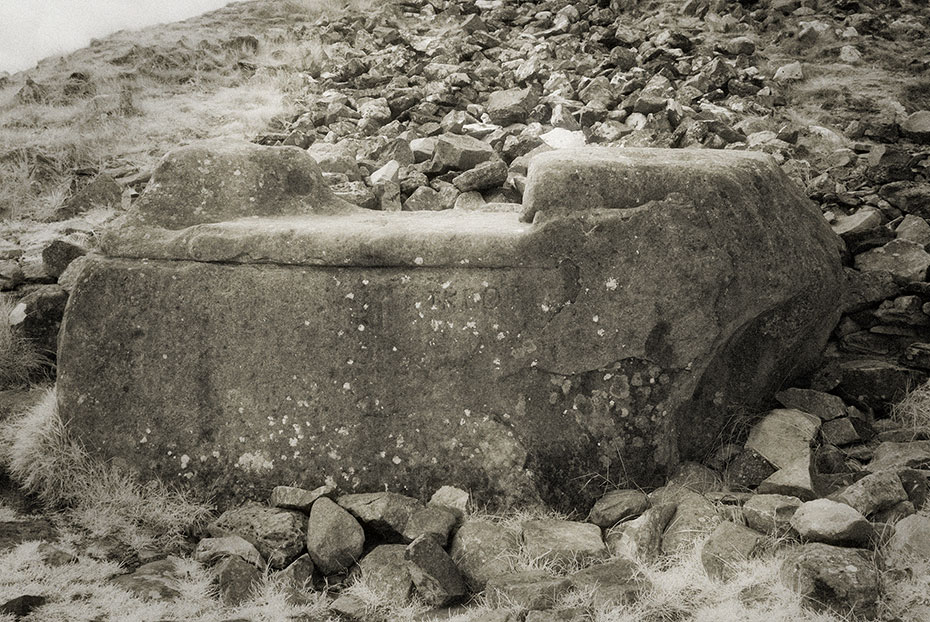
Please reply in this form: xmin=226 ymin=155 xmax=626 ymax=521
xmin=57 ymin=140 xmax=845 ymax=509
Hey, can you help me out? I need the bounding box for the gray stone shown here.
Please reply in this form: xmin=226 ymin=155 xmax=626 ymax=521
xmin=270 ymin=484 xmax=333 ymax=512
xmin=194 ymin=535 xmax=264 ymax=568
xmin=0 ymin=595 xmax=46 ymax=618
xmin=429 ymin=485 xmax=469 ymax=517
xmin=820 ymin=417 xmax=861 ymax=446
xmin=485 ymin=571 xmax=571 ymax=610
xmin=215 ymin=556 xmax=262 ymax=605
xmin=55 ymin=174 xmax=122 ymax=220
xmin=725 ymin=447 xmax=777 ymax=489
xmin=896 ymin=215 xmax=930 ymax=246
xmin=486 ymin=88 xmax=538 ymax=125
xmin=774 ymin=388 xmax=846 ymax=421
xmin=745 ymin=409 xmax=820 ymax=470
xmin=42 ymin=240 xmax=87 ymax=279
xmin=701 ymin=521 xmax=765 ymax=580
xmin=606 ymin=503 xmax=676 ymax=561
xmin=452 ymin=160 xmax=508 ymax=192
xmin=867 ymin=441 xmax=930 ymax=472
xmin=587 ymin=489 xmax=649 ymax=527
xmin=358 ymin=544 xmax=411 ymax=602
xmin=13 ymin=285 xmax=68 ymax=357
xmin=757 ymin=456 xmax=817 ymax=501
xmin=58 ymin=144 xmax=846 ymax=509
xmin=520 ymin=519 xmax=607 ymax=566
xmin=329 ymin=594 xmax=376 ymax=622
xmin=404 ymin=534 xmax=466 ymax=607
xmin=403 ymin=186 xmax=443 ymax=211
xmin=338 ymin=492 xmax=423 ymax=542
xmin=308 ymin=142 xmax=362 ymax=181
xmin=112 ymin=557 xmax=187 ymax=601
xmin=742 ymin=494 xmax=802 ymax=537
xmin=661 ymin=491 xmax=722 ymax=554
xmin=855 ymin=239 xmax=930 ymax=282
xmin=884 ymin=514 xmax=930 ymax=564
xmin=432 ymin=133 xmax=495 ymax=171
xmin=278 ymin=554 xmax=315 ymax=589
xmin=901 ymin=110 xmax=930 ymax=143
xmin=402 ymin=505 xmax=458 ymax=546
xmin=828 ymin=470 xmax=908 ymax=517
xmin=449 ymin=520 xmax=518 ymax=591
xmin=306 ymin=497 xmax=364 ymax=575
xmin=568 ymin=558 xmax=649 ymax=607
xmin=208 ymin=503 xmax=306 ymax=569
xmin=780 ymin=543 xmax=880 ymax=618
xmin=789 ymin=499 xmax=874 ymax=547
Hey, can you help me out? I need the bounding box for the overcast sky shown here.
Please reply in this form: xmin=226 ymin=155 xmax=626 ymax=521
xmin=0 ymin=0 xmax=236 ymax=74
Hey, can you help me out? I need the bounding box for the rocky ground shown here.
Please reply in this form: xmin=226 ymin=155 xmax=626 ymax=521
xmin=2 ymin=0 xmax=930 ymax=619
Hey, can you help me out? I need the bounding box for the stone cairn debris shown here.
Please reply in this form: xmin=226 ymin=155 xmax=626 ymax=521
xmin=2 ymin=0 xmax=930 ymax=619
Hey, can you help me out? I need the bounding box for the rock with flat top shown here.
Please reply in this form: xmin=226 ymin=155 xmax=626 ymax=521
xmin=521 ymin=519 xmax=607 ymax=566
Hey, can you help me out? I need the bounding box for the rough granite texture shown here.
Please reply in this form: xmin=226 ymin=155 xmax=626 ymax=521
xmin=57 ymin=141 xmax=845 ymax=510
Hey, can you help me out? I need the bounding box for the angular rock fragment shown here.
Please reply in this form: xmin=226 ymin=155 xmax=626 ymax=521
xmin=587 ymin=489 xmax=649 ymax=528
xmin=194 ymin=535 xmax=264 ymax=568
xmin=404 ymin=534 xmax=466 ymax=607
xmin=606 ymin=503 xmax=676 ymax=562
xmin=359 ymin=544 xmax=412 ymax=602
xmin=485 ymin=571 xmax=571 ymax=610
xmin=789 ymin=499 xmax=874 ymax=547
xmin=449 ymin=520 xmax=518 ymax=591
xmin=742 ymin=494 xmax=802 ymax=537
xmin=828 ymin=470 xmax=908 ymax=517
xmin=780 ymin=543 xmax=880 ymax=618
xmin=520 ymin=518 xmax=607 ymax=566
xmin=214 ymin=556 xmax=262 ymax=605
xmin=208 ymin=503 xmax=306 ymax=569
xmin=569 ymin=557 xmax=649 ymax=607
xmin=306 ymin=497 xmax=364 ymax=575
xmin=701 ymin=521 xmax=765 ymax=580
xmin=338 ymin=491 xmax=423 ymax=542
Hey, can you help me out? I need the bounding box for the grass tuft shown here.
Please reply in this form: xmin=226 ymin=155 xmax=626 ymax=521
xmin=0 ymin=389 xmax=213 ymax=556
xmin=890 ymin=378 xmax=930 ymax=440
xmin=0 ymin=295 xmax=50 ymax=388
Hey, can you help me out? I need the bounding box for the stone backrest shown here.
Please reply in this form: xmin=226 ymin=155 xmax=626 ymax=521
xmin=56 ymin=141 xmax=845 ymax=510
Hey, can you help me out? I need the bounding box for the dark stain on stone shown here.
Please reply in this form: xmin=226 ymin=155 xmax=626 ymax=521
xmin=645 ymin=319 xmax=674 ymax=364
xmin=286 ymin=168 xmax=315 ymax=195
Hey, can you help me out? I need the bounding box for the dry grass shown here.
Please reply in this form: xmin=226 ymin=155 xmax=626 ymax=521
xmin=0 ymin=539 xmax=333 ymax=622
xmin=0 ymin=295 xmax=49 ymax=388
xmin=0 ymin=389 xmax=213 ymax=556
xmin=890 ymin=377 xmax=930 ymax=440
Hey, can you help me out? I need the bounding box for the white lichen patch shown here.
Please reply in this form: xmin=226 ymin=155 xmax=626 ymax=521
xmin=605 ymin=277 xmax=619 ymax=290
xmin=236 ymin=451 xmax=274 ymax=473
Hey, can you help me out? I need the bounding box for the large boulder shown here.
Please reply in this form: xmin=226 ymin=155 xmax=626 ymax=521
xmin=57 ymin=142 xmax=844 ymax=510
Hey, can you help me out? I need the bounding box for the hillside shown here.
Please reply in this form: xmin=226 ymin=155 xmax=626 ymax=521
xmin=2 ymin=0 xmax=930 ymax=620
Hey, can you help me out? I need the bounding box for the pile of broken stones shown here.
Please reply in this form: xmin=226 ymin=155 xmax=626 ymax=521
xmin=99 ymin=383 xmax=930 ymax=621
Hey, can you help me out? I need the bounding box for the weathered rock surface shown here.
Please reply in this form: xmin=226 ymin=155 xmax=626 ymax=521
xmin=305 ymin=497 xmax=364 ymax=575
xmin=485 ymin=571 xmax=571 ymax=610
xmin=789 ymin=499 xmax=874 ymax=547
xmin=701 ymin=521 xmax=765 ymax=580
xmin=57 ymin=143 xmax=846 ymax=510
xmin=405 ymin=534 xmax=466 ymax=607
xmin=520 ymin=518 xmax=606 ymax=566
xmin=449 ymin=520 xmax=518 ymax=591
xmin=207 ymin=502 xmax=305 ymax=569
xmin=780 ymin=543 xmax=880 ymax=618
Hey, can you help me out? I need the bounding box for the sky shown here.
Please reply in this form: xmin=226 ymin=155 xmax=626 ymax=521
xmin=0 ymin=0 xmax=237 ymax=74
